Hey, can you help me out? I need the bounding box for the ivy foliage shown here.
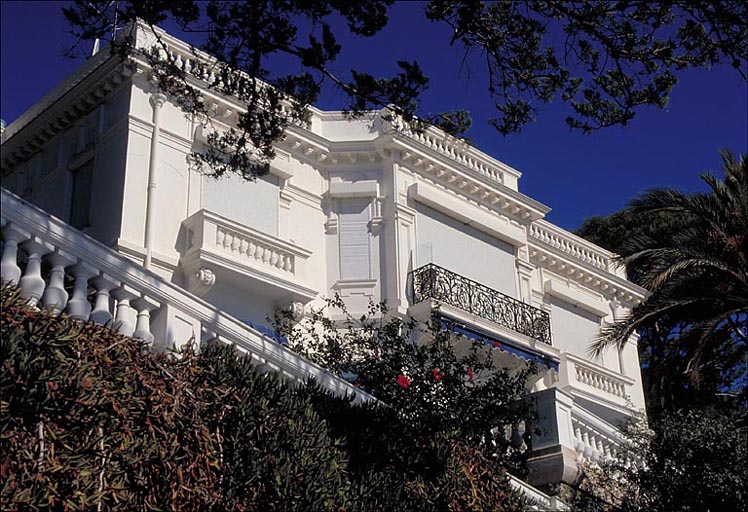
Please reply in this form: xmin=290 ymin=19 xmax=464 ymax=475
xmin=61 ymin=0 xmax=747 ymax=180
xmin=1 ymin=286 xmax=525 ymax=511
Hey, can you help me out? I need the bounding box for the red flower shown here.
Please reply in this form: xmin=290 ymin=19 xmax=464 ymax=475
xmin=397 ymin=375 xmax=411 ymax=388
xmin=432 ymin=368 xmax=444 ymax=381
xmin=467 ymin=367 xmax=475 ymax=381
xmin=492 ymin=340 xmax=502 ymax=349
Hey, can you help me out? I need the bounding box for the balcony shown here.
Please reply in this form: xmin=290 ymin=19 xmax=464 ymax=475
xmin=180 ymin=209 xmax=317 ymax=303
xmin=557 ymin=353 xmax=642 ymax=417
xmin=529 ymin=388 xmax=635 ymax=487
xmin=410 ymin=263 xmax=552 ymax=345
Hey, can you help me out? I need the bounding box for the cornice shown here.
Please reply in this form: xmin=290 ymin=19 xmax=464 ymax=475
xmin=1 ymin=54 xmax=130 ymax=172
xmin=533 ymin=251 xmax=647 ymax=306
xmin=386 ymin=142 xmax=549 ymax=225
xmin=283 ymin=183 xmax=324 ymax=211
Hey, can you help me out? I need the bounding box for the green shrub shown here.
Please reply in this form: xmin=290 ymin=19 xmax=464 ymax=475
xmin=1 ymin=286 xmax=347 ymax=510
xmin=1 ymin=285 xmax=523 ymax=511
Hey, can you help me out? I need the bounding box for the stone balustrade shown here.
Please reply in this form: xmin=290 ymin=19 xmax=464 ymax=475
xmin=215 ymin=224 xmax=296 ymax=274
xmin=508 ymin=475 xmax=568 ymax=511
xmin=180 ymin=209 xmax=315 ymax=301
xmin=0 ymin=187 xmax=367 ymax=401
xmin=557 ymin=353 xmax=637 ymax=410
xmin=571 ymin=413 xmax=633 ymax=467
xmin=404 ymin=127 xmax=507 ymax=185
xmin=529 ymin=220 xmax=619 ymax=273
xmin=575 ymin=363 xmax=627 ymax=398
xmin=529 ymin=387 xmax=634 ymax=487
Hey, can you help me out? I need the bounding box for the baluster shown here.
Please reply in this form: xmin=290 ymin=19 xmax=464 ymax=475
xmin=581 ymin=430 xmax=592 ymax=459
xmin=65 ymin=263 xmax=97 ymax=321
xmin=112 ymin=286 xmax=137 ymax=337
xmin=588 ymin=433 xmax=600 ymax=461
xmin=132 ymin=296 xmax=159 ymax=346
xmin=595 ymin=437 xmax=606 ymax=460
xmin=574 ymin=425 xmax=584 ymax=453
xmin=41 ymin=250 xmax=74 ymax=314
xmin=283 ymin=255 xmax=293 ymax=273
xmin=603 ymin=443 xmax=613 ymax=460
xmin=90 ymin=274 xmax=118 ymax=325
xmin=1 ymin=224 xmax=28 ymax=286
xmin=19 ymin=237 xmax=53 ymax=307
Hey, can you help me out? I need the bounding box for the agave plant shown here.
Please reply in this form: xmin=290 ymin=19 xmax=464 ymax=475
xmin=595 ymin=151 xmax=748 ymax=406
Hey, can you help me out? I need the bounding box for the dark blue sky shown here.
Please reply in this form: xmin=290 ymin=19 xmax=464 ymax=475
xmin=2 ymin=1 xmax=746 ymax=231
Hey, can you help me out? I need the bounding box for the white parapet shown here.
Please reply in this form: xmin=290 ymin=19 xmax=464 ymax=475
xmin=180 ymin=208 xmax=317 ymax=303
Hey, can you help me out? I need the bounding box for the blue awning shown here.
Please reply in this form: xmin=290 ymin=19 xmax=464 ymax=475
xmin=439 ymin=315 xmax=558 ymax=371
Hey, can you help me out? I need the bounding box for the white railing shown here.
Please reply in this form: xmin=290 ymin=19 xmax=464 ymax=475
xmin=0 ymin=187 xmax=368 ymax=401
xmin=529 ymin=220 xmax=619 ymax=273
xmin=404 ymin=126 xmax=508 ymax=184
xmin=575 ymin=363 xmax=627 ymax=398
xmin=183 ymin=209 xmax=310 ymax=279
xmin=531 ymin=388 xmax=635 ymax=480
xmin=571 ymin=407 xmax=634 ymax=467
xmin=558 ymin=353 xmax=636 ymax=409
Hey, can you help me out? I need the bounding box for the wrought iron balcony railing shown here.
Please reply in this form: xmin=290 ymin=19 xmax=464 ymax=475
xmin=410 ymin=263 xmax=552 ymax=345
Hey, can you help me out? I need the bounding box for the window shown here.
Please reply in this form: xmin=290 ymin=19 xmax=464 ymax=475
xmin=338 ymin=199 xmax=371 ymax=280
xmin=70 ymin=160 xmax=94 ymax=230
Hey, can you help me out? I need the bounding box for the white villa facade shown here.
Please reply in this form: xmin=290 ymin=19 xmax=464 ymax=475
xmin=0 ymin=24 xmax=647 ymax=506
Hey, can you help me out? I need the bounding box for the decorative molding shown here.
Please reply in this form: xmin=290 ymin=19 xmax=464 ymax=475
xmin=543 ymin=279 xmax=610 ymax=317
xmin=324 ymin=210 xmax=338 ymax=234
xmin=188 ymin=267 xmax=216 ymax=296
xmin=387 ymin=138 xmax=550 ymax=223
xmin=408 ymin=181 xmax=527 ymax=247
xmin=531 ymin=251 xmax=647 ymax=307
xmin=328 ymin=180 xmax=379 ymax=198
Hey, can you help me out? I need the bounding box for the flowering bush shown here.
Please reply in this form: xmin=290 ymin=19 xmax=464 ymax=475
xmin=275 ymin=296 xmax=537 ymax=471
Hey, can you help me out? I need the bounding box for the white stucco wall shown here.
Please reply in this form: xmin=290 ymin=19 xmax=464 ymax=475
xmin=549 ymin=296 xmax=600 ymax=358
xmin=549 ymin=296 xmax=619 ymax=370
xmin=202 ymin=173 xmax=280 ymax=237
xmin=414 ymin=202 xmax=517 ymax=297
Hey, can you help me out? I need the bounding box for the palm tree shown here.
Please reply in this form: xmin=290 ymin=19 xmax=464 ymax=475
xmin=594 ymin=151 xmax=748 ymax=411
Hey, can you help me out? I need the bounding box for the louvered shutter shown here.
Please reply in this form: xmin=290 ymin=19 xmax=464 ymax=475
xmin=338 ymin=199 xmax=370 ymax=280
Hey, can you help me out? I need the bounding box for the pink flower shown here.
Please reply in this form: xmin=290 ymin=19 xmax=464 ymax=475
xmin=432 ymin=368 xmax=444 ymax=381
xmin=492 ymin=340 xmax=502 ymax=349
xmin=467 ymin=367 xmax=475 ymax=381
xmin=397 ymin=375 xmax=411 ymax=388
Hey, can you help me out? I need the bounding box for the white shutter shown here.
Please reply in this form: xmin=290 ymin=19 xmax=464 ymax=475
xmin=338 ymin=199 xmax=370 ymax=280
